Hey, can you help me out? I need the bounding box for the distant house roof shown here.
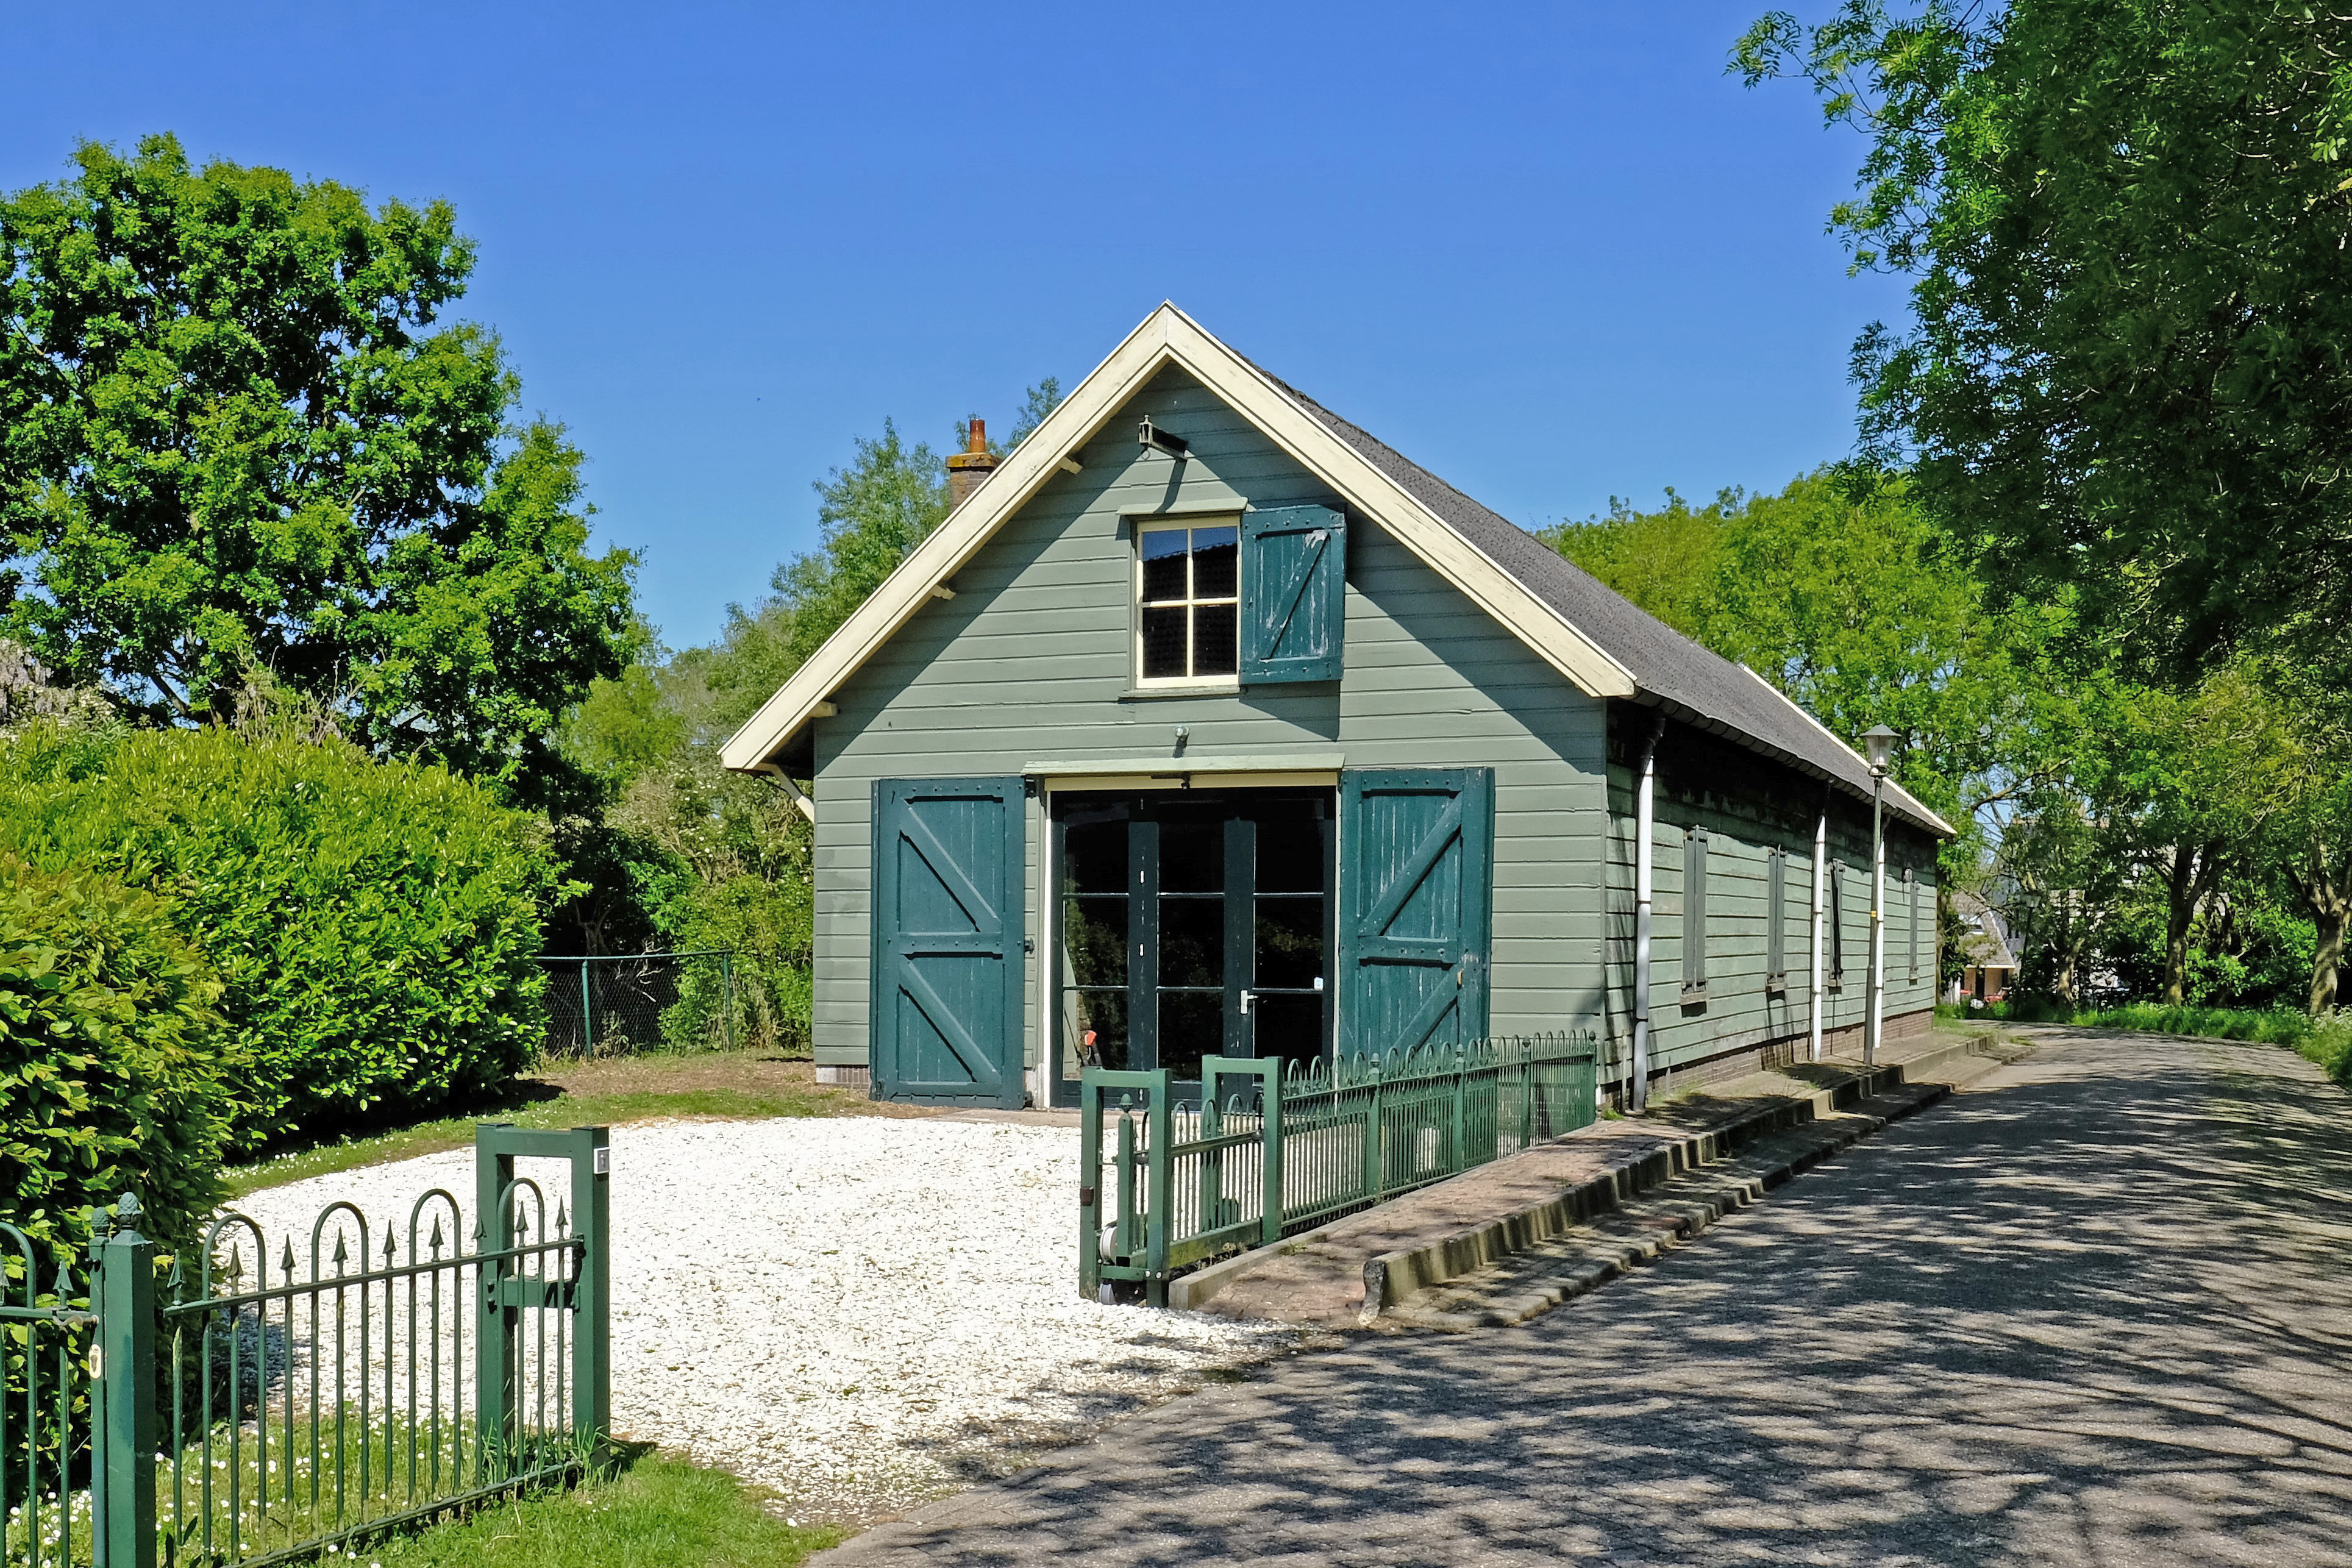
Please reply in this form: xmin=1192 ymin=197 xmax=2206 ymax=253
xmin=722 ymin=304 xmax=1953 ymax=838
xmin=1951 ymin=890 xmax=2019 ymax=969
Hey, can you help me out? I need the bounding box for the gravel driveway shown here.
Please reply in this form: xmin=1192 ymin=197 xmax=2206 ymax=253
xmin=227 ymin=1116 xmax=1297 ymax=1522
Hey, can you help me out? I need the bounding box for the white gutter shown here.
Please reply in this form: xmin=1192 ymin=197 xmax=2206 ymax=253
xmin=1630 ymin=715 xmax=1664 ymax=1112
xmin=1809 ymin=803 xmax=1826 ymax=1063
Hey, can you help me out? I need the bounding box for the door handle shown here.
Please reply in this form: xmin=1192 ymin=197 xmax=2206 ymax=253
xmin=1239 ymin=989 xmax=1255 ymax=1015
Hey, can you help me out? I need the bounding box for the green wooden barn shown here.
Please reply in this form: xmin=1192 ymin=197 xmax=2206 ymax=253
xmin=722 ymin=305 xmax=1951 ymax=1109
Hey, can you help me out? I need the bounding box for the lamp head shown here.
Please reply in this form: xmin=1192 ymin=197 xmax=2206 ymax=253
xmin=1862 ymin=724 xmax=1898 ymax=774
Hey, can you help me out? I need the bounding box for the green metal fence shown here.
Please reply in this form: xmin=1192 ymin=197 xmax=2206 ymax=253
xmin=1080 ymin=1031 xmax=1600 ymax=1305
xmin=540 ymin=950 xmax=736 ymax=1057
xmin=2 ymin=1124 xmax=609 ymax=1568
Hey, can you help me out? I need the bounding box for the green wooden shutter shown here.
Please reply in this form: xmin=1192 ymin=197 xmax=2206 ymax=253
xmin=1239 ymin=504 xmax=1345 ymax=683
xmin=1906 ymin=868 xmax=1920 ymax=983
xmin=870 ymin=777 xmax=1027 ymax=1107
xmin=1335 ymin=768 xmax=1494 ymax=1057
xmin=1681 ymin=827 xmax=1708 ymax=998
xmin=1766 ymin=846 xmax=1786 ymax=992
xmin=1828 ymin=860 xmax=1846 ymax=986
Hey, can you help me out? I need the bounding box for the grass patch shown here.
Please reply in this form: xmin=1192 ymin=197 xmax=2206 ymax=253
xmin=1973 ymin=997 xmax=2352 ymax=1087
xmin=368 ymin=1452 xmax=845 ymax=1568
xmin=226 ymin=1054 xmax=927 ymax=1196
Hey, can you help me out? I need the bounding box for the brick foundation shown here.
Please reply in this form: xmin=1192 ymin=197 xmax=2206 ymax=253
xmin=1622 ymin=1007 xmax=1931 ymax=1105
xmin=814 ymin=1064 xmax=872 ymax=1090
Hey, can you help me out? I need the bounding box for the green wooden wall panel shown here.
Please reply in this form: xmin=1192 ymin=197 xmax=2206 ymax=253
xmin=1598 ymin=748 xmax=1942 ymax=1083
xmin=810 ymin=362 xmax=1610 ymax=1075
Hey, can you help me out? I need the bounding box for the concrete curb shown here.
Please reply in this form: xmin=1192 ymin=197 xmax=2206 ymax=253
xmin=1383 ymin=1081 xmax=1953 ymax=1330
xmin=1356 ymin=1037 xmax=2005 ymax=1327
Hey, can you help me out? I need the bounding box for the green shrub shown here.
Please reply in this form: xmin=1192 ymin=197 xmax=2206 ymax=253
xmin=2299 ymin=1012 xmax=2352 ymax=1086
xmin=0 ymin=723 xmax=557 ymax=1155
xmin=0 ymin=854 xmax=229 ymax=1272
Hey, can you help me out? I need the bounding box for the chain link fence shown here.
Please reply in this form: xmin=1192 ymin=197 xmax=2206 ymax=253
xmin=540 ymin=950 xmax=737 ymax=1057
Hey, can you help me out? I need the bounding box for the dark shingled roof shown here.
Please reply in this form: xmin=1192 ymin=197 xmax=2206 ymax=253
xmin=1266 ymin=376 xmax=1952 ymax=838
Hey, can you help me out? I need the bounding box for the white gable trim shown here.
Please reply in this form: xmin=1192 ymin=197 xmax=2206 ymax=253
xmin=721 ymin=304 xmax=1637 ymax=774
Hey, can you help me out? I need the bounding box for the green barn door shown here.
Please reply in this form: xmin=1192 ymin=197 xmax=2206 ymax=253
xmin=1336 ymin=768 xmax=1495 ymax=1057
xmin=871 ymin=777 xmax=1027 ymax=1107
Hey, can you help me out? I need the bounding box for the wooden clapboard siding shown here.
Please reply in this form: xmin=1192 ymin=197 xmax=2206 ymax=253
xmin=1601 ymin=711 xmax=1940 ymax=1083
xmin=810 ymin=363 xmax=1609 ymax=1067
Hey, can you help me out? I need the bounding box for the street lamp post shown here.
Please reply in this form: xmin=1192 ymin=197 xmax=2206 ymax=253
xmin=1862 ymin=725 xmax=1897 ymax=1066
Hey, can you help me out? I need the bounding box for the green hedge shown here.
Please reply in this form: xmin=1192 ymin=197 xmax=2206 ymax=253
xmin=0 ymin=853 xmax=228 ymax=1272
xmin=0 ymin=724 xmax=557 ymax=1155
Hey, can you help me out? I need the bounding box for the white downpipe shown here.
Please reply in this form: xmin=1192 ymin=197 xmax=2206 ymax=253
xmin=1631 ymin=719 xmax=1662 ymax=1112
xmin=1808 ymin=805 xmax=1826 ymax=1063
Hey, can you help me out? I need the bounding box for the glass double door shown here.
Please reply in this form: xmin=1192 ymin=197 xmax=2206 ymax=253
xmin=1053 ymin=789 xmax=1334 ymax=1104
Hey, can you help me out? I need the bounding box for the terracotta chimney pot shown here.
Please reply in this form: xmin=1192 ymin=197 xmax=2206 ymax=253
xmin=946 ymin=416 xmax=998 ymax=509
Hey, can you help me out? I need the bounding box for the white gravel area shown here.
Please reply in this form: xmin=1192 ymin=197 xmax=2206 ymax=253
xmin=226 ymin=1116 xmax=1297 ymax=1520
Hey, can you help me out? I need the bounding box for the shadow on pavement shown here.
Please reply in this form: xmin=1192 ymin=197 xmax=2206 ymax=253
xmin=826 ymin=1033 xmax=2352 ymax=1567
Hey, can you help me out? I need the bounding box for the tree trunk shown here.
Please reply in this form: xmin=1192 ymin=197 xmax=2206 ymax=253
xmin=2160 ymin=840 xmax=2225 ymax=1007
xmin=2289 ymin=836 xmax=2348 ymax=1015
xmin=2315 ymin=907 xmax=2346 ymax=1015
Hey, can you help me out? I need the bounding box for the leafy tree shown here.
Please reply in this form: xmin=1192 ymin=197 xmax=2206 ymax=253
xmin=1736 ymin=3 xmax=2352 ymax=685
xmin=0 ymin=135 xmax=637 ymax=799
xmin=1550 ymin=471 xmax=2043 ymax=855
xmin=547 ymin=384 xmax=1066 ymax=1046
xmin=2267 ymin=672 xmax=2352 ymax=1011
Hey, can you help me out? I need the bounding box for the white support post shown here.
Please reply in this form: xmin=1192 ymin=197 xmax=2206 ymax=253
xmin=1631 ymin=716 xmax=1663 ymax=1112
xmin=1867 ymin=774 xmax=1887 ymax=1066
xmin=1808 ymin=805 xmax=1826 ymax=1063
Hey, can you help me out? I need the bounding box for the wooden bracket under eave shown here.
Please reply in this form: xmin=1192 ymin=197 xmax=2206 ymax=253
xmin=759 ymin=764 xmax=817 ymax=822
xmin=810 ymin=701 xmax=839 ymax=718
xmin=1058 ymin=456 xmax=1083 ymax=475
xmin=930 ymin=584 xmax=956 ymax=600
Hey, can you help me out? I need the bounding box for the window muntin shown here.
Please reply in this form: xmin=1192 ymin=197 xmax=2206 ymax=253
xmin=1137 ymin=522 xmax=1240 ymax=683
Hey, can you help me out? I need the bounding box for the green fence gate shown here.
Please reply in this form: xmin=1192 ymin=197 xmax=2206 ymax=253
xmin=1080 ymin=1031 xmax=1599 ymax=1305
xmin=1 ymin=1124 xmax=610 ymax=1568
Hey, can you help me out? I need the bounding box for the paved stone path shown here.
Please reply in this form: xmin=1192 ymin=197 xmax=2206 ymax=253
xmin=822 ymin=1030 xmax=2352 ymax=1565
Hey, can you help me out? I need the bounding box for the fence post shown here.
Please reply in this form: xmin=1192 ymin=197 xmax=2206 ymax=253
xmin=720 ymin=952 xmax=736 ymax=1053
xmin=476 ymin=1125 xmax=518 ymax=1476
xmin=568 ymin=1127 xmax=612 ymax=1457
xmin=1078 ymin=1075 xmax=1103 ymax=1300
xmin=1145 ymin=1072 xmax=1173 ymax=1308
xmin=1450 ymin=1047 xmax=1467 ymax=1171
xmin=1260 ymin=1066 xmax=1284 ymax=1247
xmin=97 ymin=1196 xmax=158 ymax=1568
xmin=1361 ymin=1060 xmax=1384 ymax=1202
xmin=1197 ymin=1093 xmax=1222 ymax=1234
xmin=578 ymin=960 xmax=594 ymax=1057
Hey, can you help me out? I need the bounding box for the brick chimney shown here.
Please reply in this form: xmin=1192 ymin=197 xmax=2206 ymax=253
xmin=946 ymin=416 xmax=997 ymax=510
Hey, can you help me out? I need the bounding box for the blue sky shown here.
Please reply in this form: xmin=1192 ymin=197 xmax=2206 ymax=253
xmin=1 ymin=2 xmax=1904 ymax=649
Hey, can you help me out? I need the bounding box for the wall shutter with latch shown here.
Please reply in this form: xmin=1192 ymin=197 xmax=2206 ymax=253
xmin=1239 ymin=504 xmax=1345 ymax=683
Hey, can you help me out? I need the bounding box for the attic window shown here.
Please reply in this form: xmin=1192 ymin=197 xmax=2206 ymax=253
xmin=1136 ymin=522 xmax=1239 ymax=683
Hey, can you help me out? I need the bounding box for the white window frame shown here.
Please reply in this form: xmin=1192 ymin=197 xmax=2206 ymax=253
xmin=1131 ymin=518 xmax=1242 ymax=691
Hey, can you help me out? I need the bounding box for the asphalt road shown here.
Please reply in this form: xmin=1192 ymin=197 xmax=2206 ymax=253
xmin=822 ymin=1030 xmax=2352 ymax=1566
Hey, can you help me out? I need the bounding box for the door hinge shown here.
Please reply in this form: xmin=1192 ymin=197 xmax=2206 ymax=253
xmin=1023 ymin=938 xmax=1035 ymax=954
xmin=1023 ymin=775 xmax=1039 ymax=799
